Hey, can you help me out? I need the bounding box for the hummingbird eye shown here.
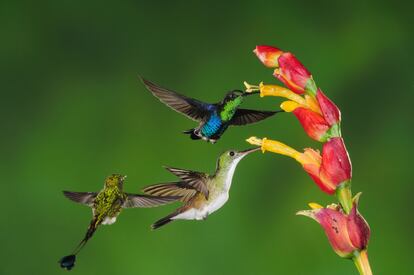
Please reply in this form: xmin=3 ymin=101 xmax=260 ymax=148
xmin=229 ymin=151 xmax=235 ymax=157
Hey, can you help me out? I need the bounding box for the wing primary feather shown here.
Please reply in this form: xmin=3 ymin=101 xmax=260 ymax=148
xmin=123 ymin=194 xmax=180 ymax=208
xmin=140 ymin=77 xmax=211 ymax=121
xmin=62 ymin=191 xmax=97 ymax=206
xmin=230 ymin=109 xmax=283 ymax=126
xmin=163 ymin=166 xmax=209 ymax=199
xmin=142 ymin=182 xmax=198 ymax=203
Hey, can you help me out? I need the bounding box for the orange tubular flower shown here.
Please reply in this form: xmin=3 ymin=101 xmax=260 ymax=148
xmin=246 ymin=137 xmax=352 ymax=194
xmin=297 ymin=202 xmax=370 ymax=259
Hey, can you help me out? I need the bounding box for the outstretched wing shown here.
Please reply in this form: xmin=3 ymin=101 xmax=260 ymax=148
xmin=62 ymin=191 xmax=97 ymax=206
xmin=122 ymin=194 xmax=180 ymax=208
xmin=230 ymin=109 xmax=281 ymax=126
xmin=142 ymin=182 xmax=198 ymax=203
xmin=141 ymin=77 xmax=213 ymax=121
xmin=164 ymin=166 xmax=209 ymax=199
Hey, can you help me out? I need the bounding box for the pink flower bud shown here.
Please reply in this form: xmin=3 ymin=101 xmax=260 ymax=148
xmin=253 ymin=45 xmax=284 ymax=68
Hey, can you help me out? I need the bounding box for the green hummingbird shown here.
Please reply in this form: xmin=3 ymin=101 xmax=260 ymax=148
xmin=141 ymin=77 xmax=282 ymax=143
xmin=59 ymin=174 xmax=179 ymax=270
xmin=142 ymin=148 xmax=260 ymax=229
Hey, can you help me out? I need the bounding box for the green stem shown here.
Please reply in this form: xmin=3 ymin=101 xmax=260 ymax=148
xmin=336 ymin=181 xmax=353 ymax=214
xmin=353 ymin=250 xmax=373 ymax=275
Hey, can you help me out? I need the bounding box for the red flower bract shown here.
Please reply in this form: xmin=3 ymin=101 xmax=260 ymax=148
xmin=293 ymin=107 xmax=330 ymax=142
xmin=316 ymin=89 xmax=341 ymax=126
xmin=254 ymin=45 xmax=283 ymax=68
xmin=320 ymin=137 xmax=352 ymax=189
xmin=273 ymin=52 xmax=312 ymax=94
xmin=347 ymin=205 xmax=370 ymax=250
xmin=299 ymin=203 xmax=370 ymax=258
xmin=301 ymin=137 xmax=352 ymax=194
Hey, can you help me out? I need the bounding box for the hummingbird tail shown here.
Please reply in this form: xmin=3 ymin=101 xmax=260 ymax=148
xmin=72 ymin=220 xmax=98 ymax=255
xmin=152 ymin=213 xmax=177 ymax=230
xmin=59 ymin=220 xmax=98 ymax=270
xmin=182 ymin=129 xmax=201 ymax=140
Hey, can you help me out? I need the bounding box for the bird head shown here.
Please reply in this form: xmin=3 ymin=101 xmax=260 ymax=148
xmin=105 ymin=174 xmax=127 ymax=188
xmin=223 ymin=90 xmax=244 ymax=104
xmin=216 ymin=148 xmax=260 ymax=171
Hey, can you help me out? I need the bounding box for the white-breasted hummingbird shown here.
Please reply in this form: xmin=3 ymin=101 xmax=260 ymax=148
xmin=142 ymin=148 xmax=260 ymax=229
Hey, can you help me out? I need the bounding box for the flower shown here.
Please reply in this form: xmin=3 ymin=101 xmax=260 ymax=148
xmin=246 ymin=137 xmax=352 ymax=194
xmin=297 ymin=201 xmax=370 ymax=258
xmin=253 ymin=45 xmax=283 ymax=68
xmin=254 ymin=45 xmax=316 ymax=95
xmin=244 ymin=82 xmax=341 ymax=142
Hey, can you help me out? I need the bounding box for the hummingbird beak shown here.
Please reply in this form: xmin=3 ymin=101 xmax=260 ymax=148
xmin=242 ymin=91 xmax=260 ymax=97
xmin=239 ymin=147 xmax=261 ymax=156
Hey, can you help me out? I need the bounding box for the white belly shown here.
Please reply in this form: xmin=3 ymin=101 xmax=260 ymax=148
xmin=206 ymin=192 xmax=229 ymax=214
xmin=102 ymin=216 xmax=117 ymax=225
xmin=172 ymin=192 xmax=229 ymax=221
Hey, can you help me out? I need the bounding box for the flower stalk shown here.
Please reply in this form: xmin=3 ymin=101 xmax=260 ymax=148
xmin=353 ymin=250 xmax=373 ymax=275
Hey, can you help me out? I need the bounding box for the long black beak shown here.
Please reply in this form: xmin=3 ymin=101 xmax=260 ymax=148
xmin=239 ymin=147 xmax=261 ymax=155
xmin=242 ymin=91 xmax=260 ymax=97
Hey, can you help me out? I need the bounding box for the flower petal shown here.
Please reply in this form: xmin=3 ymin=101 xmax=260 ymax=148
xmin=254 ymin=45 xmax=283 ymax=68
xmin=303 ymin=163 xmax=336 ymax=193
xmin=274 ymin=52 xmax=312 ymax=94
xmin=316 ymin=89 xmax=341 ymax=125
xmin=320 ymin=138 xmax=352 ymax=187
xmin=293 ymin=107 xmax=330 ymax=142
xmin=313 ymin=208 xmax=356 ymax=258
xmin=347 ymin=204 xmax=370 ymax=250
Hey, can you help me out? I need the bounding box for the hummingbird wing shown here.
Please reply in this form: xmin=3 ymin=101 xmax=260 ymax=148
xmin=62 ymin=191 xmax=97 ymax=206
xmin=142 ymin=182 xmax=198 ymax=203
xmin=122 ymin=194 xmax=180 ymax=208
xmin=230 ymin=109 xmax=281 ymax=126
xmin=164 ymin=166 xmax=209 ymax=199
xmin=141 ymin=77 xmax=213 ymax=121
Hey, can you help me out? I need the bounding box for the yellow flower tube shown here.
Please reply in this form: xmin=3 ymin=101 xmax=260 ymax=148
xmin=244 ymin=82 xmax=322 ymax=114
xmin=246 ymin=136 xmax=303 ymax=162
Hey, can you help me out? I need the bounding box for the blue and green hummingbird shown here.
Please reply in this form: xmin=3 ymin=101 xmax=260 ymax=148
xmin=141 ymin=78 xmax=282 ymax=143
xmin=59 ymin=174 xmax=179 ymax=270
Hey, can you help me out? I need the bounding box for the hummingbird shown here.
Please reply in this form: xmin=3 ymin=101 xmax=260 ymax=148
xmin=140 ymin=77 xmax=282 ymax=143
xmin=59 ymin=174 xmax=179 ymax=270
xmin=142 ymin=148 xmax=260 ymax=229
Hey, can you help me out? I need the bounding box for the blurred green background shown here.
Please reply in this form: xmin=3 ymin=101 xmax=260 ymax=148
xmin=1 ymin=0 xmax=413 ymax=274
